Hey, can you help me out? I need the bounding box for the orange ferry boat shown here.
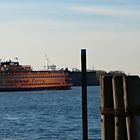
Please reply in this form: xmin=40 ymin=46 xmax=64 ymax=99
xmin=0 ymin=60 xmax=72 ymax=91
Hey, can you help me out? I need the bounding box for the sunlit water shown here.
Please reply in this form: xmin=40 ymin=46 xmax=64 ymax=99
xmin=0 ymin=86 xmax=101 ymax=140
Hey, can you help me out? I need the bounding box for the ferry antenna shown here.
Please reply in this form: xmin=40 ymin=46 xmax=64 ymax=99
xmin=45 ymin=54 xmax=49 ymax=69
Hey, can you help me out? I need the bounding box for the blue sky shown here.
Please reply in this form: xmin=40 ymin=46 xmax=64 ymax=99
xmin=0 ymin=0 xmax=140 ymax=74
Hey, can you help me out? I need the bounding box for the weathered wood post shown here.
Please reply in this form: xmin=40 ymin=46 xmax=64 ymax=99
xmin=100 ymin=76 xmax=114 ymax=140
xmin=123 ymin=76 xmax=140 ymax=140
xmin=81 ymin=49 xmax=88 ymax=140
xmin=101 ymin=75 xmax=140 ymax=140
xmin=112 ymin=76 xmax=127 ymax=140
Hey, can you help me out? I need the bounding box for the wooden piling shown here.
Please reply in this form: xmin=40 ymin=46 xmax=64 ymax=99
xmin=100 ymin=76 xmax=114 ymax=140
xmin=81 ymin=49 xmax=88 ymax=140
xmin=100 ymin=75 xmax=140 ymax=140
xmin=112 ymin=76 xmax=127 ymax=140
xmin=123 ymin=76 xmax=140 ymax=140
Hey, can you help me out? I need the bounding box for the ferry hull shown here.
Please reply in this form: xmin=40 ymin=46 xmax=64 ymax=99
xmin=0 ymin=86 xmax=71 ymax=92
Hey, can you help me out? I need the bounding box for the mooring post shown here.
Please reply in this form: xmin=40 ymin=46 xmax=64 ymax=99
xmin=123 ymin=76 xmax=140 ymax=140
xmin=112 ymin=76 xmax=127 ymax=140
xmin=100 ymin=76 xmax=114 ymax=140
xmin=81 ymin=49 xmax=88 ymax=140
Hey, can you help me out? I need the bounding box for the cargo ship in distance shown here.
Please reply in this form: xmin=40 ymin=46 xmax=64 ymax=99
xmin=0 ymin=60 xmax=72 ymax=91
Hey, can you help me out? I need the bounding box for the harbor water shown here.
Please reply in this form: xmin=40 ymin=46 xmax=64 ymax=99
xmin=0 ymin=86 xmax=101 ymax=140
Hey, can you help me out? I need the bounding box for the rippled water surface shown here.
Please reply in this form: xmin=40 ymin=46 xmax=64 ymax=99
xmin=0 ymin=86 xmax=101 ymax=140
